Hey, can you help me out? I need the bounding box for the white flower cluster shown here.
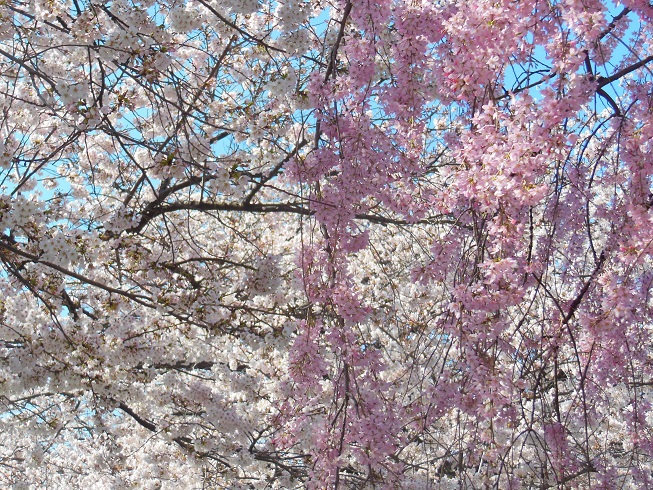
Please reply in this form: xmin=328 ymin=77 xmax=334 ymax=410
xmin=39 ymin=231 xmax=79 ymax=269
xmin=205 ymin=162 xmax=247 ymax=198
xmin=55 ymin=81 xmax=89 ymax=108
xmin=0 ymin=138 xmax=10 ymax=169
xmin=70 ymin=9 xmax=102 ymax=43
xmin=245 ymin=254 xmax=282 ymax=296
xmin=105 ymin=207 xmax=139 ymax=233
xmin=0 ymin=196 xmax=42 ymax=233
xmin=168 ymin=3 xmax=205 ymax=33
xmin=216 ymin=0 xmax=259 ymax=16
xmin=265 ymin=67 xmax=298 ymax=98
xmin=275 ymin=0 xmax=311 ymax=30
xmin=277 ymin=28 xmax=311 ymax=54
xmin=31 ymin=0 xmax=67 ymax=23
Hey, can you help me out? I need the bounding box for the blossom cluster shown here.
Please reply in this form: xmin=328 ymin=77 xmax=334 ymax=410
xmin=0 ymin=0 xmax=653 ymax=488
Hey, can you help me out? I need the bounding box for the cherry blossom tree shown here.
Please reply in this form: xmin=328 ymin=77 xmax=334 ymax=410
xmin=1 ymin=0 xmax=653 ymax=488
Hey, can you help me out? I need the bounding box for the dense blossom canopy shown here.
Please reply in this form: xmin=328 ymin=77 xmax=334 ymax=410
xmin=1 ymin=0 xmax=653 ymax=488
